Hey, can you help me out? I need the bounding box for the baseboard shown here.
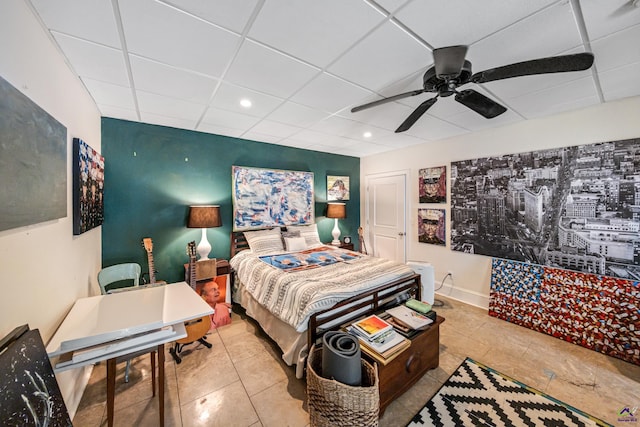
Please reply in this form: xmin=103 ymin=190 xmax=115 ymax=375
xmin=435 ymin=284 xmax=489 ymax=310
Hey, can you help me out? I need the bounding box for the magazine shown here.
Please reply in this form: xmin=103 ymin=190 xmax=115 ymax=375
xmin=386 ymin=305 xmax=433 ymax=330
xmin=351 ymin=314 xmax=394 ymax=340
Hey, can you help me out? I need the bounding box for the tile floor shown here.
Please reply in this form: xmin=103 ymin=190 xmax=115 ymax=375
xmin=72 ymin=295 xmax=640 ymax=426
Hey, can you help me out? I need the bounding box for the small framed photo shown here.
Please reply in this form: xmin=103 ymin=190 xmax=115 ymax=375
xmin=327 ymin=175 xmax=350 ymax=201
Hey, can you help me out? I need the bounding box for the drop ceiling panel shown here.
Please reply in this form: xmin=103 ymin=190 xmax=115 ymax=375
xmin=162 ymin=0 xmax=259 ymax=34
xmin=468 ymin=2 xmax=583 ymax=73
xmin=291 ymin=72 xmax=373 ymax=113
xmin=591 ymin=24 xmax=640 ymax=72
xmin=241 ymin=131 xmax=285 ymax=144
xmin=136 ymin=90 xmax=205 ymax=121
xmin=31 ymin=0 xmax=121 ymax=47
xmin=98 ymin=104 xmax=138 ymax=122
xmin=119 ymin=0 xmax=240 ymax=77
xmin=52 ymin=32 xmax=129 ymax=86
xmin=402 ymin=114 xmax=471 ymax=141
xmin=225 ymin=40 xmax=320 ymax=98
xmin=249 ymin=119 xmax=302 ymax=139
xmin=139 ymin=112 xmax=198 ymax=130
xmin=248 ymin=0 xmax=385 ymax=68
xmin=599 ymin=61 xmax=640 ymax=102
xmin=210 ymin=83 xmax=284 ymax=118
xmin=129 ymin=55 xmax=218 ymax=104
xmin=82 ymin=77 xmax=135 ymax=110
xmin=328 ymin=21 xmax=431 ymax=91
xmin=343 ymin=102 xmax=415 ymax=132
xmin=394 ymin=0 xmax=558 ymax=47
xmin=581 ymin=0 xmax=640 ymax=40
xmin=265 ymin=102 xmax=330 ymax=128
xmin=196 ymin=122 xmax=245 ymax=138
xmin=201 ymin=106 xmax=261 ymax=130
xmin=441 ymin=108 xmax=522 ymax=133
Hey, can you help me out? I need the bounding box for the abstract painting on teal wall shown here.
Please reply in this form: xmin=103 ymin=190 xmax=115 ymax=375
xmin=232 ymin=165 xmax=314 ymax=231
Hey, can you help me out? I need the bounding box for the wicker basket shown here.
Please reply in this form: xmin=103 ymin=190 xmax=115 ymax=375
xmin=307 ymin=345 xmax=379 ymax=427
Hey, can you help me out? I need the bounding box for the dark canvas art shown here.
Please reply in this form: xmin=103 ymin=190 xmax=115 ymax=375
xmin=72 ymin=138 xmax=104 ymax=235
xmin=451 ymin=137 xmax=640 ymax=280
xmin=0 ymin=326 xmax=72 ymax=426
xmin=418 ymin=166 xmax=446 ymax=203
xmin=0 ymin=75 xmax=67 ymax=232
xmin=418 ymin=208 xmax=446 ymax=246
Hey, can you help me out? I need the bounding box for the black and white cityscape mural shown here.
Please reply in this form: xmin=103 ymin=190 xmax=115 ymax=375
xmin=451 ymin=138 xmax=640 ymax=280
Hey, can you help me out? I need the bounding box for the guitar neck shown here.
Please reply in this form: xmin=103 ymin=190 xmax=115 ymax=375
xmin=147 ymin=253 xmax=157 ymax=284
xmin=188 ymin=257 xmax=197 ymax=291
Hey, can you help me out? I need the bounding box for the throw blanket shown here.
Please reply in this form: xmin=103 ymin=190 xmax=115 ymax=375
xmin=230 ymin=246 xmax=415 ymax=332
xmin=259 ymin=245 xmax=361 ymax=272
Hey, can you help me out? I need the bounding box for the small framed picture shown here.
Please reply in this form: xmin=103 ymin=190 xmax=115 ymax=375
xmin=342 ymin=236 xmax=352 ymax=244
xmin=327 ymin=175 xmax=350 ymax=201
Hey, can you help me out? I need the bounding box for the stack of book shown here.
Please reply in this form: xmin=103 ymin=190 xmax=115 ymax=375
xmin=346 ymin=314 xmax=411 ymax=365
xmin=383 ymin=299 xmax=435 ymax=338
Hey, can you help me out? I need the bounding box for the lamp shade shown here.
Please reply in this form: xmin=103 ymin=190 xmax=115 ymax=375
xmin=327 ymin=202 xmax=346 ymax=219
xmin=187 ymin=205 xmax=221 ymax=228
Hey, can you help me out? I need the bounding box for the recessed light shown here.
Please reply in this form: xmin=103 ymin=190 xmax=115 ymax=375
xmin=240 ymin=99 xmax=252 ymax=108
xmin=363 ymin=131 xmax=372 ymax=138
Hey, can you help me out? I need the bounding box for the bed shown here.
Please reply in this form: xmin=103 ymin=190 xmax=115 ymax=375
xmin=229 ymin=225 xmax=421 ymax=378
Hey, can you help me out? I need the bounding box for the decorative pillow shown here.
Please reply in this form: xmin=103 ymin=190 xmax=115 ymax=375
xmin=284 ymin=236 xmax=307 ymax=252
xmin=287 ymin=224 xmax=323 ymax=247
xmin=243 ymin=228 xmax=284 ymax=254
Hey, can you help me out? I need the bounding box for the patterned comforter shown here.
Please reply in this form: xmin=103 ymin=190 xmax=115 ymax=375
xmin=230 ymin=246 xmax=415 ymax=332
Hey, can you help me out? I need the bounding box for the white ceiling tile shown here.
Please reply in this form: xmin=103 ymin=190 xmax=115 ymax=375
xmin=394 ymin=0 xmax=558 ymax=47
xmin=468 ymin=2 xmax=583 ymax=73
xmin=373 ymin=133 xmax=428 ymax=148
xmin=276 ymin=138 xmax=315 ymax=149
xmin=591 ymin=24 xmax=640 ymax=73
xmin=581 ymin=0 xmax=640 ymax=40
xmin=248 ymin=0 xmax=384 ymax=68
xmin=250 ymin=119 xmax=302 ymax=139
xmin=162 ymin=0 xmax=259 ymax=34
xmin=328 ymin=21 xmax=431 ymax=91
xmin=287 ymin=129 xmax=332 ymax=144
xmin=82 ymin=77 xmax=135 ymax=110
xmin=210 ymin=82 xmax=284 ymax=117
xmin=139 ymin=112 xmax=197 ymax=130
xmin=343 ymin=100 xmax=413 ymax=131
xmin=136 ymin=90 xmax=206 ymax=121
xmin=201 ymin=106 xmax=261 ymax=130
xmin=129 ymin=55 xmax=218 ymax=104
xmin=504 ymin=77 xmax=600 ymax=119
xmin=292 ymin=73 xmax=373 ymax=113
xmin=98 ymin=104 xmax=139 ymax=122
xmin=196 ymin=122 xmax=246 ymax=138
xmin=310 ymin=116 xmax=366 ymax=136
xmin=241 ymin=131 xmax=283 ymax=144
xmin=52 ymin=32 xmax=129 ymax=86
xmin=265 ymin=102 xmax=329 ymax=128
xmin=403 ymin=114 xmax=471 ymax=141
xmin=31 ymin=0 xmax=121 ymax=47
xmin=119 ymin=0 xmax=240 ymax=77
xmin=375 ymin=0 xmax=411 ymax=14
xmin=599 ymin=61 xmax=640 ymax=102
xmin=225 ymin=40 xmax=320 ymax=98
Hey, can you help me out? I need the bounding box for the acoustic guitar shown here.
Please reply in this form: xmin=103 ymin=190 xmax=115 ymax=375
xmin=169 ymin=241 xmax=212 ymax=364
xmin=141 ymin=237 xmax=166 ymax=285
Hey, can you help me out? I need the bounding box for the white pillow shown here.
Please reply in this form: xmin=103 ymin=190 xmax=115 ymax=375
xmin=287 ymin=224 xmax=323 ymax=247
xmin=243 ymin=228 xmax=284 ymax=254
xmin=284 ymin=236 xmax=307 ymax=252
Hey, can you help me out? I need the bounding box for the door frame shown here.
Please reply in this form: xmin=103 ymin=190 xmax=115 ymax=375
xmin=364 ymin=169 xmax=410 ymax=262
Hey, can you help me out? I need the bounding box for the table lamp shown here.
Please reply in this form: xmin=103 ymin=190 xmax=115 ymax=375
xmin=327 ymin=202 xmax=346 ymax=245
xmin=187 ymin=205 xmax=221 ymax=260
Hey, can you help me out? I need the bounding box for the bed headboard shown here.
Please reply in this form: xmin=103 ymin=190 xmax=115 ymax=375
xmin=230 ymin=231 xmax=250 ymax=258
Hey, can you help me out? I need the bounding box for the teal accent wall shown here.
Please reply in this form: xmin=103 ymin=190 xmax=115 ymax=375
xmin=101 ymin=118 xmax=360 ymax=283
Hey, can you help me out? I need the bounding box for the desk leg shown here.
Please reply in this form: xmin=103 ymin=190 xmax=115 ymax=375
xmin=107 ymin=357 xmax=116 ymax=427
xmin=158 ymin=343 xmax=165 ymax=427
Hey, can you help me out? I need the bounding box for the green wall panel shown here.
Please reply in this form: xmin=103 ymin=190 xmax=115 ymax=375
xmin=101 ymin=118 xmax=360 ymax=284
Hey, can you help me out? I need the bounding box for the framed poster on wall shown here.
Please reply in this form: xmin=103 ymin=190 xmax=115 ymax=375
xmin=327 ymin=175 xmax=350 ymax=201
xmin=419 ymin=166 xmax=446 ymax=204
xmin=72 ymin=138 xmax=104 ymax=235
xmin=232 ymin=165 xmax=314 ymax=231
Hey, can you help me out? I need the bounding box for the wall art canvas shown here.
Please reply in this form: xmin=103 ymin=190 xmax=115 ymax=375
xmin=489 ymin=258 xmax=639 ymax=366
xmin=419 ymin=166 xmax=446 ymax=203
xmin=0 ymin=326 xmax=72 ymax=426
xmin=0 ymin=75 xmax=67 ymax=232
xmin=73 ymin=138 xmax=104 ymax=235
xmin=327 ymin=175 xmax=350 ymax=201
xmin=418 ymin=208 xmax=446 ymax=246
xmin=451 ymin=137 xmax=640 ymax=280
xmin=232 ymin=166 xmax=314 ymax=231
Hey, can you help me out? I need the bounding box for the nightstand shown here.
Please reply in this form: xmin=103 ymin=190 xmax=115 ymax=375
xmin=337 ymin=242 xmax=354 ymax=250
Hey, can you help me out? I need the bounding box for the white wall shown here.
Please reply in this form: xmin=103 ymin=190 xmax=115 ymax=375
xmin=361 ymin=96 xmax=640 ymax=308
xmin=0 ymin=0 xmax=102 ymax=417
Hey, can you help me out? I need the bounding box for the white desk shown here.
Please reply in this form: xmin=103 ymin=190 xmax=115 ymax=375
xmin=47 ymin=282 xmax=213 ymax=427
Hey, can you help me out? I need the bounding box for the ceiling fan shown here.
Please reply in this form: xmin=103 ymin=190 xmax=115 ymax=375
xmin=351 ymin=45 xmax=594 ymax=133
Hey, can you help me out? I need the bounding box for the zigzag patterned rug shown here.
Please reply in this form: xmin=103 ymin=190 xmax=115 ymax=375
xmin=407 ymin=358 xmax=612 ymax=427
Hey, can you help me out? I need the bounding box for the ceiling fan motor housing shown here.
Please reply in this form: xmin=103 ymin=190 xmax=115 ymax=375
xmin=423 ymin=60 xmax=472 ymax=96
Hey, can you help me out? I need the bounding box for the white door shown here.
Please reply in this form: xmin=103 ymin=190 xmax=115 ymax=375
xmin=365 ymin=173 xmax=407 ymax=262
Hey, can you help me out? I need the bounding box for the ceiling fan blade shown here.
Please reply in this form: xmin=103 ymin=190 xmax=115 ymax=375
xmin=433 ymin=45 xmax=468 ymax=78
xmin=455 ymin=89 xmax=506 ymax=119
xmin=351 ymin=89 xmax=426 ymax=113
xmin=471 ymin=52 xmax=594 ymax=84
xmin=395 ymin=97 xmax=438 ymax=133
